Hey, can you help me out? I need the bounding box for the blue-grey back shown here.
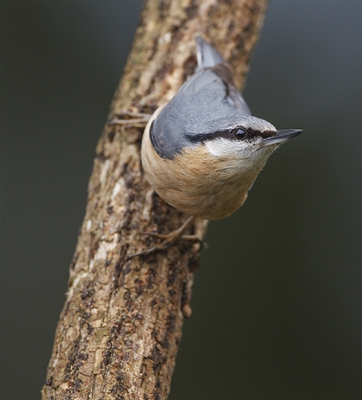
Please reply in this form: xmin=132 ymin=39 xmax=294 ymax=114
xmin=150 ymin=38 xmax=251 ymax=159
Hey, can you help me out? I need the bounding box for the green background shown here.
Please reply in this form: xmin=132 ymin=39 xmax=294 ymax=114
xmin=1 ymin=1 xmax=361 ymax=399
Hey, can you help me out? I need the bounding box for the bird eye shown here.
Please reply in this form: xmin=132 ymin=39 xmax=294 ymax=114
xmin=234 ymin=128 xmax=246 ymax=139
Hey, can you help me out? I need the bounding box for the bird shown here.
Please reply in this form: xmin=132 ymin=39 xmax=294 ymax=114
xmin=135 ymin=36 xmax=302 ymax=258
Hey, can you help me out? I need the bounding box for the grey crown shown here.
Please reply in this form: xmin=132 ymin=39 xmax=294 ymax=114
xmin=150 ymin=37 xmax=252 ymax=160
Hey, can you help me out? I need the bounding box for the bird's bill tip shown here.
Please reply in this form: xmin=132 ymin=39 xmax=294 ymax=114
xmin=263 ymin=129 xmax=302 ymax=146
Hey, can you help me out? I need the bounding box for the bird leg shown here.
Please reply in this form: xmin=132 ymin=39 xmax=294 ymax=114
xmin=127 ymin=215 xmax=201 ymax=260
xmin=107 ymin=110 xmax=151 ymax=128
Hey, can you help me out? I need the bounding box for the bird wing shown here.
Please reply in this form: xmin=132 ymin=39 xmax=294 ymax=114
xmin=150 ymin=39 xmax=251 ymax=159
xmin=178 ymin=64 xmax=251 ymax=115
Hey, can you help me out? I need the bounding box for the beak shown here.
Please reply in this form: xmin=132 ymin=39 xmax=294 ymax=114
xmin=263 ymin=129 xmax=302 ymax=146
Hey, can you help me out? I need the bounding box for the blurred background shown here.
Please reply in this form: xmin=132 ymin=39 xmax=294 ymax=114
xmin=1 ymin=1 xmax=361 ymax=399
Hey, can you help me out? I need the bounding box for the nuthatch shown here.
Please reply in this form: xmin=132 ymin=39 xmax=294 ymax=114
xmin=138 ymin=37 xmax=301 ymax=256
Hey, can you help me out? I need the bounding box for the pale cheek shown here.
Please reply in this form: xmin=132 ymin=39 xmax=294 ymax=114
xmin=205 ymin=141 xmax=224 ymax=157
xmin=205 ymin=139 xmax=272 ymax=166
xmin=205 ymin=139 xmax=250 ymax=158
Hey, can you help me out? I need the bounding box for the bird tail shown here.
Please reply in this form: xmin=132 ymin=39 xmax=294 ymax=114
xmin=196 ymin=36 xmax=224 ymax=68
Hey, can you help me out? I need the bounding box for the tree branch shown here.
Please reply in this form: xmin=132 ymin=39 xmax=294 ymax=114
xmin=42 ymin=0 xmax=269 ymax=398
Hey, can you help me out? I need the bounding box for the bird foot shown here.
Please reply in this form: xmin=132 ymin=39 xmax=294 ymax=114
xmin=142 ymin=231 xmax=201 ymax=241
xmin=107 ymin=110 xmax=151 ymax=128
xmin=127 ymin=216 xmax=201 ymax=260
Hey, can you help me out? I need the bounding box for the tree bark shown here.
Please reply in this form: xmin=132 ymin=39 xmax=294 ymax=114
xmin=42 ymin=0 xmax=269 ymax=398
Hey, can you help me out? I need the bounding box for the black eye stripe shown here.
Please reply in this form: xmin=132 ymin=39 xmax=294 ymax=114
xmin=186 ymin=129 xmax=236 ymax=143
xmin=259 ymin=130 xmax=276 ymax=139
xmin=186 ymin=128 xmax=276 ymax=143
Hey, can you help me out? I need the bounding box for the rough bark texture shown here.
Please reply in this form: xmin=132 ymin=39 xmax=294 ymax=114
xmin=42 ymin=0 xmax=269 ymax=398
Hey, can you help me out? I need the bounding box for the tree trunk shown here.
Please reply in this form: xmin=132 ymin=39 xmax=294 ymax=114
xmin=42 ymin=0 xmax=269 ymax=398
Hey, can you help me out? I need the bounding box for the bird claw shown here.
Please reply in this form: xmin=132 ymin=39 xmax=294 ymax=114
xmin=141 ymin=231 xmax=201 ymax=241
xmin=141 ymin=231 xmax=168 ymax=239
xmin=126 ymin=234 xmax=203 ymax=261
xmin=126 ymin=216 xmax=203 ymax=260
xmin=107 ymin=110 xmax=151 ymax=128
xmin=125 ymin=245 xmax=160 ymax=261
